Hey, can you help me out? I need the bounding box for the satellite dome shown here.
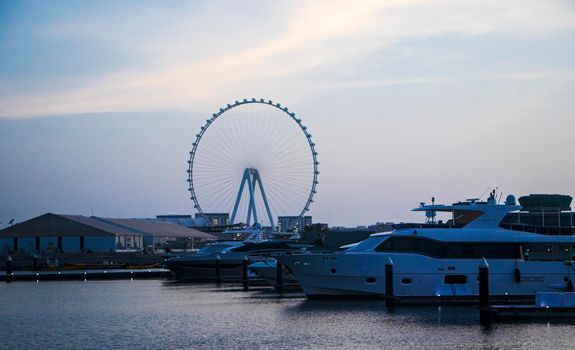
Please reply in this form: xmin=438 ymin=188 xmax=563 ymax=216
xmin=505 ymin=194 xmax=516 ymax=206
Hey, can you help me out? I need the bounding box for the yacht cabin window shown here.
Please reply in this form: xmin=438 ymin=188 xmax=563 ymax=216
xmin=375 ymin=236 xmax=521 ymax=259
xmin=521 ymin=243 xmax=571 ymax=261
xmin=347 ymin=236 xmax=386 ymax=251
xmin=375 ymin=236 xmax=573 ymax=261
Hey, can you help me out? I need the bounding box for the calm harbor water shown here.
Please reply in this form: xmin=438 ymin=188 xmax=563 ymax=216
xmin=1 ymin=280 xmax=574 ymax=350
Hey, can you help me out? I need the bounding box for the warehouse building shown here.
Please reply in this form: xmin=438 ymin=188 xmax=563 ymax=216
xmin=0 ymin=213 xmax=215 ymax=254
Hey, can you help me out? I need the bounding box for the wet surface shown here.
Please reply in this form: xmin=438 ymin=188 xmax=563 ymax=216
xmin=1 ymin=280 xmax=575 ymax=349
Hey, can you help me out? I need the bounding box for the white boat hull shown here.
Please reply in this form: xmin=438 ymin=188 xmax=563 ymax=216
xmin=276 ymin=253 xmax=575 ymax=298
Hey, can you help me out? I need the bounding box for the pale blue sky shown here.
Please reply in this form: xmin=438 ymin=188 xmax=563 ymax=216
xmin=1 ymin=0 xmax=575 ymax=227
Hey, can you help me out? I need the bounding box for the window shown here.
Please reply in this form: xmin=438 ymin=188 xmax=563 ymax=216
xmin=471 ymin=243 xmax=519 ymax=259
xmin=443 ymin=243 xmax=467 ymax=259
xmin=522 ymin=243 xmax=571 ymax=261
xmin=349 ymin=236 xmax=387 ymax=251
xmin=212 ymin=218 xmax=219 ymax=226
xmin=418 ymin=238 xmax=443 ymax=257
xmin=444 ymin=275 xmax=467 ymax=284
xmin=375 ymin=236 xmax=521 ymax=259
xmin=394 ymin=237 xmax=417 ymax=252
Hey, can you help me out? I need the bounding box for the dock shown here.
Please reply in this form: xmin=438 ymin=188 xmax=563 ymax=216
xmin=1 ymin=268 xmax=170 ymax=281
xmin=489 ymin=305 xmax=575 ymax=320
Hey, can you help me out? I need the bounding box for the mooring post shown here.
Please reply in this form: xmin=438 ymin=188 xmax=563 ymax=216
xmin=215 ymin=255 xmax=221 ymax=284
xmin=5 ymin=256 xmax=13 ymax=283
xmin=276 ymin=260 xmax=284 ymax=292
xmin=33 ymin=254 xmax=38 ymax=270
xmin=385 ymin=257 xmax=394 ymax=307
xmin=479 ymin=258 xmax=491 ymax=326
xmin=242 ymin=256 xmax=249 ymax=291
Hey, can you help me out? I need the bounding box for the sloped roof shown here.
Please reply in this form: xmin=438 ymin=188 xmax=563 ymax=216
xmin=155 ymin=215 xmax=196 ymax=227
xmin=92 ymin=217 xmax=215 ymax=239
xmin=0 ymin=213 xmax=136 ymax=237
xmin=0 ymin=213 xmax=216 ymax=239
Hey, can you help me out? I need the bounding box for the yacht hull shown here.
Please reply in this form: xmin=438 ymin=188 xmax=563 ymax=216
xmin=166 ymin=258 xmax=245 ymax=281
xmin=276 ymin=253 xmax=575 ymax=299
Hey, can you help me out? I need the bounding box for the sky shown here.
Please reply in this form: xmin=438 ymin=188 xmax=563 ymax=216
xmin=1 ymin=0 xmax=575 ymax=227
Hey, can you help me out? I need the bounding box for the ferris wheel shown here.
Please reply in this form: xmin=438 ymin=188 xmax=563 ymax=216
xmin=187 ymin=98 xmax=319 ymax=229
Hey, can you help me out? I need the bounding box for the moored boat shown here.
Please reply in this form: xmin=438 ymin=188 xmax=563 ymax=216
xmin=276 ymin=192 xmax=575 ymax=301
xmin=165 ymin=225 xmax=320 ymax=281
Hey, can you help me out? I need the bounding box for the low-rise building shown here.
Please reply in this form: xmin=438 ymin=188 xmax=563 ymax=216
xmin=0 ymin=213 xmax=215 ymax=254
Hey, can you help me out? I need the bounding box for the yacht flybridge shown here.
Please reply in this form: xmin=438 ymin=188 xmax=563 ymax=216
xmin=275 ymin=192 xmax=575 ymax=299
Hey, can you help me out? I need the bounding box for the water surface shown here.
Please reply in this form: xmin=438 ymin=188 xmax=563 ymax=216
xmin=1 ymin=280 xmax=574 ymax=349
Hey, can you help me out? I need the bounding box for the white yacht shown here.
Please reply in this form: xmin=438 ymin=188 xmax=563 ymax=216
xmin=275 ymin=192 xmax=575 ymax=299
xmin=249 ymin=242 xmax=361 ymax=287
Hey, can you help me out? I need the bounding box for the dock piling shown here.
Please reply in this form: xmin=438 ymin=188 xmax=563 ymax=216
xmin=385 ymin=257 xmax=394 ymax=307
xmin=242 ymin=256 xmax=249 ymax=291
xmin=5 ymin=256 xmax=13 ymax=283
xmin=479 ymin=258 xmax=491 ymax=326
xmin=215 ymin=255 xmax=221 ymax=284
xmin=33 ymin=254 xmax=38 ymax=270
xmin=276 ymin=260 xmax=284 ymax=292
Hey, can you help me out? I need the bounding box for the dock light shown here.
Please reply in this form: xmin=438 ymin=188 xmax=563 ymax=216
xmin=130 ymin=271 xmax=133 ymax=274
xmin=505 ymin=292 xmax=508 ymax=295
xmin=104 ymin=270 xmax=107 ymax=274
xmin=436 ymin=293 xmax=441 ymax=297
xmin=58 ymin=272 xmax=61 ymax=275
xmin=36 ymin=273 xmax=39 ymax=276
xmin=148 ymin=270 xmax=151 ymax=273
xmin=84 ymin=272 xmax=87 ymax=275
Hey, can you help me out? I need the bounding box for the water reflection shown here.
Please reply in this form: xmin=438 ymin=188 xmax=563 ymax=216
xmin=2 ymin=280 xmax=575 ymax=350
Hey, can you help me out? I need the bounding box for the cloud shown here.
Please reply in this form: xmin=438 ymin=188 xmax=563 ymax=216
xmin=321 ymin=69 xmax=575 ymax=90
xmin=1 ymin=0 xmax=574 ymax=118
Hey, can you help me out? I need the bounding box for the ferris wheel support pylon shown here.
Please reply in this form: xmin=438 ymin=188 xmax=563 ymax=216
xmin=230 ymin=168 xmax=275 ymax=228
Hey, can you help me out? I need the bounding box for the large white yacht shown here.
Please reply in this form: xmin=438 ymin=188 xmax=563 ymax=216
xmin=275 ymin=192 xmax=575 ymax=299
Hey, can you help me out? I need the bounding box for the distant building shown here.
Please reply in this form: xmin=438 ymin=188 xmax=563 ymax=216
xmin=0 ymin=213 xmax=215 ymax=254
xmin=195 ymin=213 xmax=230 ymax=227
xmin=277 ymin=216 xmax=312 ymax=232
xmin=368 ymin=222 xmax=394 ymax=233
xmin=155 ymin=214 xmax=197 ymax=228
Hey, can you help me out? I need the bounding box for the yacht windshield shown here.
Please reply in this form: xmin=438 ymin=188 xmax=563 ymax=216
xmin=198 ymin=244 xmax=234 ymax=254
xmin=347 ymin=236 xmax=387 ymax=252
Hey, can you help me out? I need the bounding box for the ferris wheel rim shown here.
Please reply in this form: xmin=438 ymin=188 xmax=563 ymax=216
xmin=187 ymin=98 xmax=319 ymax=224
